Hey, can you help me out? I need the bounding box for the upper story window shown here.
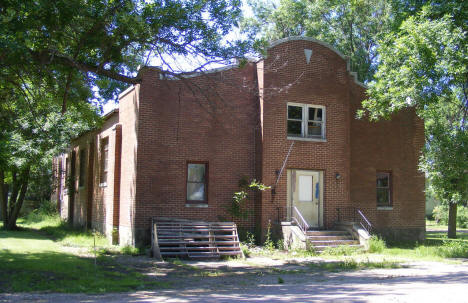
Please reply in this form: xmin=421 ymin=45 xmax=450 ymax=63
xmin=376 ymin=172 xmax=392 ymax=207
xmin=287 ymin=103 xmax=326 ymax=140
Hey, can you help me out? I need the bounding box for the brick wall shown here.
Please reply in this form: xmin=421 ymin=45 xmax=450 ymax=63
xmin=258 ymin=39 xmax=354 ymax=238
xmin=53 ymin=113 xmax=119 ymax=242
xmin=349 ymin=84 xmax=426 ymax=240
xmin=52 ymin=37 xmax=426 ymax=245
xmin=132 ymin=64 xmax=260 ymax=244
xmin=117 ymin=86 xmax=139 ymax=245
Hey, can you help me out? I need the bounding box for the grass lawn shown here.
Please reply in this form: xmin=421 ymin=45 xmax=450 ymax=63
xmin=0 ymin=217 xmax=168 ymax=293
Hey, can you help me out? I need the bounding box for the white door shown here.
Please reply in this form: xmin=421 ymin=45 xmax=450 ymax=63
xmin=291 ymin=170 xmax=322 ymax=228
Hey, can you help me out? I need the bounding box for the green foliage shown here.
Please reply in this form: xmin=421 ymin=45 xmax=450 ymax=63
xmin=433 ymin=205 xmax=468 ymax=228
xmin=0 ymin=0 xmax=252 ymax=91
xmin=0 ymin=229 xmax=168 ymax=292
xmin=228 ymin=177 xmax=270 ymax=220
xmin=436 ymin=240 xmax=468 ymax=258
xmin=368 ymin=235 xmax=386 ymax=253
xmin=322 ymin=245 xmax=361 ymax=256
xmin=243 ymin=0 xmax=398 ymax=82
xmin=360 ymin=3 xmax=468 ymax=237
xmin=120 ymin=245 xmax=142 ymax=256
xmin=277 ymin=276 xmax=284 ymax=284
xmin=244 ymin=231 xmax=256 ymax=248
xmin=263 ymin=221 xmax=275 ymax=251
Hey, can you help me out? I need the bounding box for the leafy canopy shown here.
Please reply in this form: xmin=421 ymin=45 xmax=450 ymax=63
xmin=361 ymin=6 xmax=468 ymax=205
xmin=1 ymin=0 xmax=252 ymax=102
xmin=242 ymin=0 xmax=397 ymax=82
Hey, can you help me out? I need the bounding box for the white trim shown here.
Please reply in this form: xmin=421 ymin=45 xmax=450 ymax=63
xmin=185 ymin=203 xmax=208 ymax=208
xmin=268 ymin=36 xmax=367 ymax=89
xmin=287 ymin=137 xmax=327 ymax=143
xmin=118 ymin=86 xmax=134 ymax=99
xmin=377 ymin=207 xmax=393 ymax=210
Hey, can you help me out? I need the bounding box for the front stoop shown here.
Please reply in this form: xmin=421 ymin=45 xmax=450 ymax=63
xmin=306 ymin=230 xmax=362 ymax=252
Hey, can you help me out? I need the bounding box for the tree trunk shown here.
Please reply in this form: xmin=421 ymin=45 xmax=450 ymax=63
xmin=447 ymin=202 xmax=457 ymax=239
xmin=0 ymin=170 xmax=7 ymax=227
xmin=5 ymin=167 xmax=30 ymax=230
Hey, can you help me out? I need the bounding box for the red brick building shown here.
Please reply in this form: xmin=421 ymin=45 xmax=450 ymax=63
xmin=52 ymin=37 xmax=425 ymax=246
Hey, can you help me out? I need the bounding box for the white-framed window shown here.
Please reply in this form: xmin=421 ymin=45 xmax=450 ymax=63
xmin=287 ymin=103 xmax=326 ymax=140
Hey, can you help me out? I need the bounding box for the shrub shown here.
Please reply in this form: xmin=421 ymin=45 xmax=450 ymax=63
xmin=433 ymin=205 xmax=449 ymax=224
xmin=433 ymin=204 xmax=468 ymax=228
xmin=368 ymin=235 xmax=386 ymax=253
xmin=436 ymin=240 xmax=468 ymax=258
xmin=120 ymin=245 xmax=141 ymax=256
xmin=264 ymin=222 xmax=275 ymax=251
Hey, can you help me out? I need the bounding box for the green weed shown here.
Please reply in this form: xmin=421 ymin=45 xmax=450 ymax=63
xmin=368 ymin=235 xmax=386 ymax=253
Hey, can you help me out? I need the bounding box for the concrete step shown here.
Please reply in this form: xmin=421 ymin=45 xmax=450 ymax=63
xmin=306 ymin=230 xmax=349 ymax=236
xmin=313 ymin=244 xmax=364 ymax=252
xmin=308 ymin=240 xmax=360 ymax=246
xmin=306 ymin=235 xmax=354 ymax=241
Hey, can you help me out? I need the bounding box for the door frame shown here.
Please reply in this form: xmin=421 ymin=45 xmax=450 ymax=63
xmin=287 ymin=169 xmax=324 ymax=228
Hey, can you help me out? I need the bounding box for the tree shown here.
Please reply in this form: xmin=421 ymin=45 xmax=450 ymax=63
xmin=1 ymin=0 xmax=252 ymax=110
xmin=242 ymin=0 xmax=397 ymax=82
xmin=361 ymin=6 xmax=468 ymax=238
xmin=1 ymin=0 xmax=252 ymax=229
xmin=0 ymin=69 xmax=99 ymax=229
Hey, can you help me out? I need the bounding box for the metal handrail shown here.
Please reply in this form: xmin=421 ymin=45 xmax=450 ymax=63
xmin=356 ymin=209 xmax=372 ymax=234
xmin=292 ymin=206 xmax=309 ymax=233
xmin=336 ymin=206 xmax=373 ymax=235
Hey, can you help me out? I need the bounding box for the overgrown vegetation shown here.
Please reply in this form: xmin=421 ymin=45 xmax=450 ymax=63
xmin=227 ymin=178 xmax=269 ymax=220
xmin=433 ymin=205 xmax=468 ymax=228
xmin=368 ymin=235 xmax=387 ymax=253
xmin=0 ymin=220 xmax=167 ymax=293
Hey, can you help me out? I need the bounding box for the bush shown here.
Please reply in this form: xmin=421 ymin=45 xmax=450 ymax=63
xmin=120 ymin=245 xmax=141 ymax=256
xmin=368 ymin=235 xmax=386 ymax=253
xmin=433 ymin=204 xmax=468 ymax=228
xmin=436 ymin=240 xmax=468 ymax=258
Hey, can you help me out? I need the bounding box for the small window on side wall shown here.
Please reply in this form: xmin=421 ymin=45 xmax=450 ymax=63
xmin=376 ymin=172 xmax=392 ymax=207
xmin=100 ymin=137 xmax=109 ymax=185
xmin=186 ymin=162 xmax=208 ymax=203
xmin=79 ymin=149 xmax=86 ymax=187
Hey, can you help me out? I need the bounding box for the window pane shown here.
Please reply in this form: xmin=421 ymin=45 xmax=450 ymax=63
xmin=308 ymin=122 xmax=322 ymax=137
xmin=309 ymin=107 xmax=323 ymax=121
xmin=287 ymin=120 xmax=302 ymax=136
xmin=298 ymin=175 xmax=313 ymax=201
xmin=187 ymin=164 xmax=205 ymax=182
xmin=187 ymin=183 xmax=205 ymax=201
xmin=288 ymin=105 xmax=302 ymax=120
xmin=376 ymin=174 xmax=389 ymax=187
xmin=377 ymin=188 xmax=389 ymax=205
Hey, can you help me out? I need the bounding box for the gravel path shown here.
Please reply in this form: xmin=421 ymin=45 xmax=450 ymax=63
xmin=1 ymin=260 xmax=468 ymax=303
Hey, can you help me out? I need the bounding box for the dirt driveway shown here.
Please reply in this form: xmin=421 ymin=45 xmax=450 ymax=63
xmin=1 ymin=256 xmax=468 ymax=303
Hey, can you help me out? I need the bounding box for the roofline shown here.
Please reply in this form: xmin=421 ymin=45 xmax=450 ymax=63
xmin=102 ymin=108 xmax=119 ymax=120
xmin=118 ymin=86 xmax=135 ymax=99
xmin=268 ymin=36 xmax=367 ymax=89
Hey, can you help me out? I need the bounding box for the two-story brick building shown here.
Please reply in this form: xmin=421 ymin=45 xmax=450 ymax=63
xmin=52 ymin=37 xmax=425 ymax=246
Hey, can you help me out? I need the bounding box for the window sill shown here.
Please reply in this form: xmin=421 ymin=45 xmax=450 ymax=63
xmin=99 ymin=183 xmax=107 ymax=188
xmin=185 ymin=203 xmax=208 ymax=208
xmin=287 ymin=136 xmax=327 ymax=142
xmin=377 ymin=206 xmax=393 ymax=210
